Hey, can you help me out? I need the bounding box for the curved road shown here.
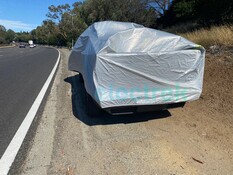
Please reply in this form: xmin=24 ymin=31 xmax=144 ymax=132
xmin=0 ymin=46 xmax=59 ymax=157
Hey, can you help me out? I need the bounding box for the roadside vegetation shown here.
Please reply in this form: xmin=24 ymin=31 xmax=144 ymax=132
xmin=0 ymin=25 xmax=15 ymax=45
xmin=0 ymin=0 xmax=233 ymax=48
xmin=181 ymin=25 xmax=233 ymax=48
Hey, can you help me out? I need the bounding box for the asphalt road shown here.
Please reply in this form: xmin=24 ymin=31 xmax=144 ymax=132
xmin=0 ymin=46 xmax=58 ymax=158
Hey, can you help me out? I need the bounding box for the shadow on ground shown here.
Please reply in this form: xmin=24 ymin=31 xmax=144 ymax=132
xmin=64 ymin=74 xmax=171 ymax=126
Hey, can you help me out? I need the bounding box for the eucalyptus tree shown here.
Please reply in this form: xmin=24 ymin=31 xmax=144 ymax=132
xmin=0 ymin=25 xmax=6 ymax=44
xmin=80 ymin=0 xmax=157 ymax=27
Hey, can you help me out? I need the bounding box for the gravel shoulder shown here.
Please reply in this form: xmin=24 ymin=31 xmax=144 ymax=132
xmin=19 ymin=48 xmax=233 ymax=175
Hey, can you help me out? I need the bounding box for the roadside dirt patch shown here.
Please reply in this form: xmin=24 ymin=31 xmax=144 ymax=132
xmin=201 ymin=48 xmax=233 ymax=116
xmin=21 ymin=48 xmax=233 ymax=175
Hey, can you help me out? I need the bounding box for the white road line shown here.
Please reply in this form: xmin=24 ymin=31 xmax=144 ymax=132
xmin=0 ymin=49 xmax=61 ymax=175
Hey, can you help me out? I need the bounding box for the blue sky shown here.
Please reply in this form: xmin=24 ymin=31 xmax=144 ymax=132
xmin=0 ymin=0 xmax=82 ymax=32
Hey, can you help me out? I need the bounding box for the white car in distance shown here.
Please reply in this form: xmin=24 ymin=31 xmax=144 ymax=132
xmin=28 ymin=40 xmax=35 ymax=48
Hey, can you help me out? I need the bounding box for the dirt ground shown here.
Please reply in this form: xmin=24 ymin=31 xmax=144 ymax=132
xmin=20 ymin=48 xmax=233 ymax=175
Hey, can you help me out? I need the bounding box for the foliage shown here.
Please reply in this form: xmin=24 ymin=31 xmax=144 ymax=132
xmin=28 ymin=0 xmax=158 ymax=46
xmin=1 ymin=0 xmax=233 ymax=46
xmin=0 ymin=25 xmax=16 ymax=44
xmin=194 ymin=0 xmax=233 ymax=25
xmin=81 ymin=0 xmax=157 ymax=27
xmin=160 ymin=0 xmax=233 ymax=27
xmin=148 ymin=0 xmax=172 ymax=16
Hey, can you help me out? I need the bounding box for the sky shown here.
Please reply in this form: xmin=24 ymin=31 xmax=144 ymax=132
xmin=0 ymin=0 xmax=82 ymax=32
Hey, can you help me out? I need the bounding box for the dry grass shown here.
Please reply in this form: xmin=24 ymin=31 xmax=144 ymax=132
xmin=181 ymin=25 xmax=233 ymax=48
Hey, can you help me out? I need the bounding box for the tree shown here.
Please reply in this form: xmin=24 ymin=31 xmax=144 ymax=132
xmin=65 ymin=2 xmax=88 ymax=47
xmin=5 ymin=29 xmax=15 ymax=43
xmin=195 ymin=0 xmax=233 ymax=25
xmin=47 ymin=4 xmax=71 ymax=24
xmin=0 ymin=26 xmax=15 ymax=44
xmin=46 ymin=4 xmax=87 ymax=46
xmin=148 ymin=0 xmax=172 ymax=16
xmin=159 ymin=0 xmax=233 ymax=27
xmin=15 ymin=32 xmax=31 ymax=42
xmin=80 ymin=0 xmax=157 ymax=27
xmin=0 ymin=25 xmax=6 ymax=32
xmin=31 ymin=20 xmax=61 ymax=45
xmin=0 ymin=25 xmax=6 ymax=44
xmin=157 ymin=0 xmax=196 ymax=27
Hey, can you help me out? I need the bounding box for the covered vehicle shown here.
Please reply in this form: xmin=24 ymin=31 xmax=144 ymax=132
xmin=69 ymin=21 xmax=205 ymax=114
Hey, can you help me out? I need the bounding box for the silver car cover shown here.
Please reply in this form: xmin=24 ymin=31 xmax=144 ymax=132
xmin=68 ymin=21 xmax=205 ymax=108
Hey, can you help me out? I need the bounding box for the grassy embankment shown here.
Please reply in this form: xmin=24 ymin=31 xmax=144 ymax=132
xmin=180 ymin=25 xmax=233 ymax=48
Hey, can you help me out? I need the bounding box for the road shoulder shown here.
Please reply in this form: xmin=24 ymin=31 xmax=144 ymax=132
xmin=13 ymin=49 xmax=67 ymax=175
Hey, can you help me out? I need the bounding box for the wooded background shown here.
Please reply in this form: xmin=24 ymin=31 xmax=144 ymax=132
xmin=1 ymin=0 xmax=232 ymax=47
